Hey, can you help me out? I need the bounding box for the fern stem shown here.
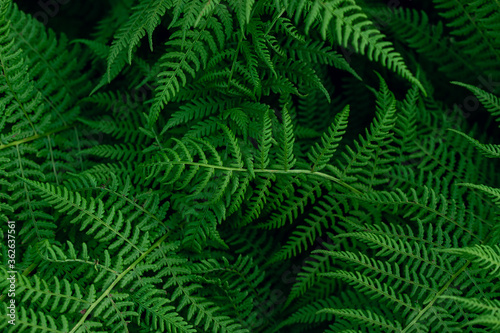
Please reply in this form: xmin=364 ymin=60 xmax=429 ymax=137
xmin=68 ymin=232 xmax=169 ymax=333
xmin=160 ymin=160 xmax=362 ymax=194
xmin=0 ymin=125 xmax=72 ymax=151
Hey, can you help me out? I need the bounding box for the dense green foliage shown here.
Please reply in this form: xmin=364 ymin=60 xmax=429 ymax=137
xmin=1 ymin=0 xmax=500 ymax=331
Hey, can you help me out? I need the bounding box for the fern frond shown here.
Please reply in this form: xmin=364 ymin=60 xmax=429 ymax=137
xmin=438 ymin=296 xmax=500 ymax=330
xmin=0 ymin=4 xmax=48 ymax=140
xmin=437 ymin=244 xmax=500 ymax=278
xmin=258 ymin=179 xmax=321 ymax=229
xmin=229 ymin=0 xmax=255 ymax=33
xmin=333 ymin=75 xmax=397 ymax=189
xmin=284 ymin=39 xmax=360 ymax=80
xmin=132 ymin=284 xmax=196 ymax=332
xmin=375 ymin=8 xmax=479 ymax=81
xmin=448 ymin=128 xmax=500 ymax=158
xmin=301 ymin=0 xmax=425 ymax=94
xmin=0 ymin=304 xmax=74 ymax=332
xmin=277 ymin=105 xmax=296 ymax=171
xmin=150 ymin=28 xmax=212 ymax=123
xmin=457 ymin=183 xmax=500 ymax=209
xmin=308 ymin=105 xmax=349 ymax=172
xmin=434 ymin=0 xmax=500 ymax=82
xmin=451 ymin=81 xmax=500 ymax=124
xmin=269 ymin=195 xmax=344 ymax=263
xmin=107 ymin=0 xmax=173 ymax=79
xmin=20 ymin=178 xmax=150 ymax=262
xmin=285 ymin=245 xmax=334 ymax=308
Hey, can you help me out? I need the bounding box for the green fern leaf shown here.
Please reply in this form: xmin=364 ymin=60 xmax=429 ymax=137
xmin=308 ymin=105 xmax=349 ymax=172
xmin=277 ymin=105 xmax=296 ymax=171
xmin=107 ymin=0 xmax=172 ymax=79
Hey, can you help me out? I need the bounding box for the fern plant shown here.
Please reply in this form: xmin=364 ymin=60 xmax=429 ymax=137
xmin=1 ymin=0 xmax=500 ymax=332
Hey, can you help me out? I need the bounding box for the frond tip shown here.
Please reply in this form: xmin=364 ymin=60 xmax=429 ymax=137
xmin=308 ymin=104 xmax=349 ymax=172
xmin=437 ymin=244 xmax=500 ymax=278
xmin=301 ymin=0 xmax=426 ymax=95
xmin=277 ymin=105 xmax=296 ymax=171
